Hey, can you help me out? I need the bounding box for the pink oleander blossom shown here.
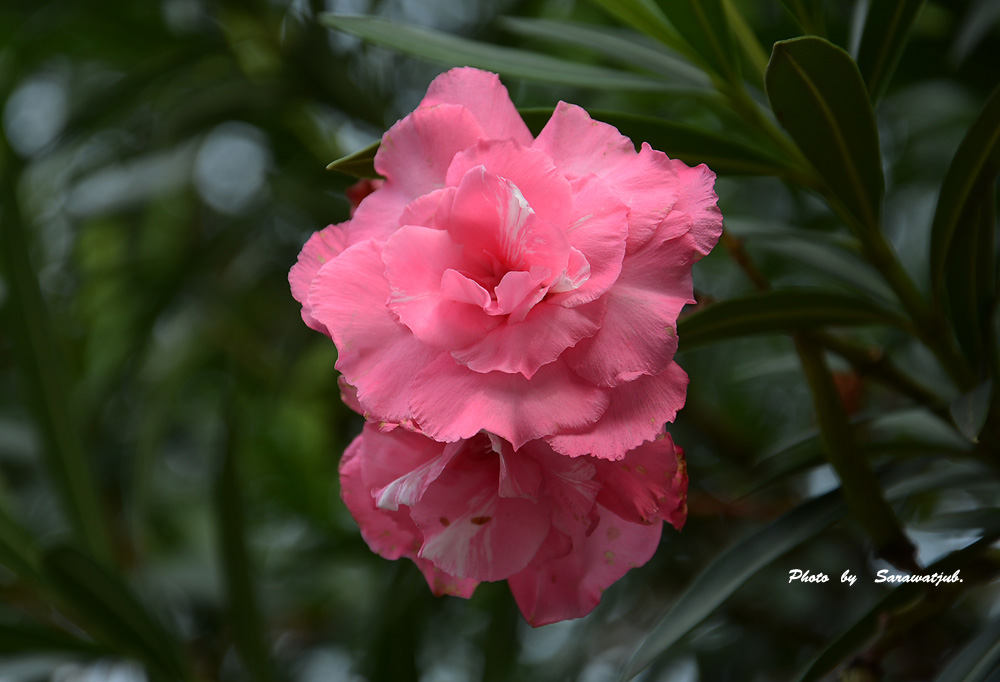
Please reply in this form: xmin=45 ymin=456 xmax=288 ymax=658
xmin=340 ymin=422 xmax=687 ymax=626
xmin=290 ymin=67 xmax=722 ymax=460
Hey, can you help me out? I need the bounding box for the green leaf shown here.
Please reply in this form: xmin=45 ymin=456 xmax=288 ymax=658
xmin=930 ymin=85 xmax=1000 ymax=301
xmin=216 ymin=434 xmax=276 ymax=682
xmin=933 ymin=616 xmax=1000 ymax=682
xmin=950 ymin=380 xmax=994 ymax=442
xmin=856 ymin=0 xmax=927 ymax=102
xmin=677 ymin=290 xmax=910 ymax=350
xmin=777 ymin=0 xmax=827 ymax=36
xmin=795 ymin=531 xmax=1000 ymax=682
xmin=0 ymin=175 xmax=114 ymax=566
xmin=765 ymin=37 xmax=885 ymax=231
xmin=320 ymin=14 xmax=690 ymax=93
xmin=584 ymin=0 xmax=691 ymax=58
xmin=620 ymin=461 xmax=977 ymax=681
xmin=658 ymin=0 xmax=740 ymax=82
xmin=43 ymin=546 xmax=189 ymax=681
xmin=495 ymin=16 xmax=709 ymax=85
xmin=721 ymin=0 xmax=768 ymax=85
xmin=326 ymin=139 xmax=380 ymax=178
xmin=0 ymin=501 xmax=44 ymax=586
xmin=0 ymin=622 xmax=107 ymax=656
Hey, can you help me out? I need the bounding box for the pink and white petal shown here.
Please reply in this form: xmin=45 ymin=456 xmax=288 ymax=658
xmin=399 ymin=187 xmax=456 ymax=230
xmin=374 ymin=443 xmax=465 ymax=511
xmin=289 ymin=223 xmax=349 ymax=333
xmin=508 ymin=505 xmax=663 ymax=626
xmin=308 ymin=239 xmax=439 ymax=423
xmin=345 ymin=180 xmax=412 ymax=246
xmin=383 ymin=226 xmax=500 ymax=349
xmin=528 ymin=443 xmax=601 ymax=541
xmin=564 ymin=233 xmax=696 ymax=387
xmin=546 ymin=175 xmax=629 ymax=308
xmin=594 ymin=433 xmax=687 ymax=527
xmin=410 ymin=355 xmax=610 ymax=449
xmin=414 ymin=557 xmax=480 ymax=598
xmin=375 ymin=104 xmax=485 ymax=199
xmin=450 ymin=298 xmax=607 ymax=379
xmin=419 ymin=68 xmax=533 ymax=146
xmin=411 ymin=450 xmax=551 ymax=582
xmin=491 ymin=269 xmax=549 ymax=320
xmin=532 ymin=103 xmax=682 ymax=252
xmin=498 ymin=446 xmax=544 ymax=500
xmin=445 ymin=140 xmax=573 ymax=227
xmin=338 ymin=376 xmax=363 ymax=416
xmin=547 ymin=363 xmax=689 ymax=460
xmin=339 ymin=434 xmax=422 ymax=562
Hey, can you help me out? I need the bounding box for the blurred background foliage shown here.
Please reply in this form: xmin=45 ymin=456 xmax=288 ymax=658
xmin=2 ymin=0 xmax=1000 ymax=680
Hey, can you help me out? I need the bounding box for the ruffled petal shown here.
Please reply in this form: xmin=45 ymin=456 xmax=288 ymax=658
xmin=445 ymin=140 xmax=573 ymax=227
xmin=375 ymin=103 xmax=485 ymax=199
xmin=409 ymin=356 xmax=609 ymax=449
xmin=564 ymin=233 xmax=696 ymax=387
xmin=594 ymin=433 xmax=687 ymax=528
xmin=450 ymin=298 xmax=606 ymax=378
xmin=508 ymin=504 xmax=662 ymax=626
xmin=420 ymin=67 xmax=533 ymax=146
xmin=662 ymin=160 xmax=723 ymax=256
xmin=308 ymin=239 xmax=439 ymax=423
xmin=532 ymin=102 xmax=685 ymax=252
xmin=289 ymin=223 xmax=349 ymax=334
xmin=546 ymin=363 xmax=689 ymax=460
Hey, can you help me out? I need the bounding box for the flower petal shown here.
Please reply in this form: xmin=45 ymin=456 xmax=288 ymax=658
xmin=594 ymin=433 xmax=688 ymax=528
xmin=308 ymin=239 xmax=439 ymax=423
xmin=289 ymin=223 xmax=349 ymax=334
xmin=410 ymin=356 xmax=609 ymax=449
xmin=564 ymin=232 xmax=697 ymax=387
xmin=547 ymin=363 xmax=689 ymax=460
xmin=508 ymin=504 xmax=662 ymax=626
xmin=420 ymin=67 xmax=533 ymax=146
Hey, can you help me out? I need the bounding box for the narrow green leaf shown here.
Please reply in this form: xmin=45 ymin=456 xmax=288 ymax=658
xmin=620 ymin=461 xmax=974 ymax=681
xmin=326 ymin=139 xmax=380 ymax=178
xmin=930 ymin=84 xmax=1000 ymax=299
xmin=0 ymin=174 xmax=114 ymax=566
xmin=796 ymin=532 xmax=1000 ymax=682
xmin=857 ymin=0 xmax=927 ymax=102
xmin=950 ymin=0 xmax=1000 ymax=65
xmin=950 ymin=380 xmax=994 ymax=442
xmin=678 ymin=290 xmax=910 ymax=350
xmin=659 ymin=0 xmax=740 ymax=82
xmin=721 ymin=0 xmax=768 ymax=85
xmin=320 ymin=14 xmax=689 ymax=93
xmin=0 ymin=501 xmax=44 ymax=586
xmin=43 ymin=546 xmax=189 ymax=681
xmin=584 ymin=0 xmax=691 ymax=57
xmin=777 ymin=0 xmax=827 ymax=36
xmin=765 ymin=37 xmax=885 ymax=231
xmin=795 ymin=337 xmax=916 ymax=570
xmin=934 ymin=616 xmax=1000 ymax=682
xmin=216 ymin=432 xmax=276 ymax=682
xmin=496 ymin=17 xmax=709 ymax=85
xmin=0 ymin=622 xmax=107 ymax=656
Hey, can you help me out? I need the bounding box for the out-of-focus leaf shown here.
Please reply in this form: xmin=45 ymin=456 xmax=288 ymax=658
xmin=778 ymin=0 xmax=827 ymax=36
xmin=795 ymin=532 xmax=1000 ymax=682
xmin=795 ymin=337 xmax=916 ymax=571
xmin=584 ymin=0 xmax=691 ymax=58
xmin=620 ymin=461 xmax=979 ymax=680
xmin=678 ymin=290 xmax=910 ymax=349
xmin=320 ymin=14 xmax=691 ymax=93
xmin=950 ymin=0 xmax=1000 ymax=65
xmin=857 ymin=0 xmax=927 ymax=102
xmin=43 ymin=546 xmax=189 ymax=681
xmin=950 ymin=381 xmax=994 ymax=442
xmin=216 ymin=435 xmax=276 ymax=682
xmin=0 ymin=177 xmax=114 ymax=566
xmin=0 ymin=502 xmax=44 ymax=585
xmin=0 ymin=622 xmax=107 ymax=656
xmin=766 ymin=37 xmax=885 ymax=231
xmin=930 ymin=84 xmax=1000 ymax=317
xmin=659 ymin=0 xmax=740 ymax=82
xmin=496 ymin=17 xmax=708 ymax=85
xmin=933 ymin=614 xmax=1000 ymax=682
xmin=326 ymin=139 xmax=381 ymax=178
xmin=721 ymin=0 xmax=768 ymax=85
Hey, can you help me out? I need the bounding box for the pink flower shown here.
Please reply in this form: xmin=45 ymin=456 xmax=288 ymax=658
xmin=290 ymin=67 xmax=722 ymax=460
xmin=340 ymin=423 xmax=687 ymax=626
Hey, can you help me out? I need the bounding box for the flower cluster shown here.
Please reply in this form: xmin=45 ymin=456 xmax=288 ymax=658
xmin=290 ymin=67 xmax=721 ymax=624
